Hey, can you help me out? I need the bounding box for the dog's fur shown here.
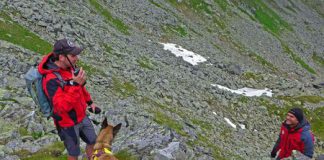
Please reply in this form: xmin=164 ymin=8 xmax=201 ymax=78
xmin=91 ymin=118 xmax=121 ymax=160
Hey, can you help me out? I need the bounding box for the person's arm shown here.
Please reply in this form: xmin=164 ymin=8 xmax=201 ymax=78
xmin=271 ymin=136 xmax=280 ymax=158
xmin=301 ymin=131 xmax=314 ymax=158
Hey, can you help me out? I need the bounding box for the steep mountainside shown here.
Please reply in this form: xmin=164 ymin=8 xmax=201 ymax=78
xmin=0 ymin=0 xmax=323 ymax=159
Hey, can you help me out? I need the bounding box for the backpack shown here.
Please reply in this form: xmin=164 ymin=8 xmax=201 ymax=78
xmin=25 ymin=65 xmax=65 ymax=118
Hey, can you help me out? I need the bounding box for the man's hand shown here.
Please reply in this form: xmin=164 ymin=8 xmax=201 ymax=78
xmin=72 ymin=67 xmax=86 ymax=85
xmin=90 ymin=103 xmax=96 ymax=113
xmin=88 ymin=103 xmax=101 ymax=114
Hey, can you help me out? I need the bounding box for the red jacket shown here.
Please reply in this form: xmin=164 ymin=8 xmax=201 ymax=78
xmin=38 ymin=53 xmax=92 ymax=127
xmin=271 ymin=119 xmax=314 ymax=159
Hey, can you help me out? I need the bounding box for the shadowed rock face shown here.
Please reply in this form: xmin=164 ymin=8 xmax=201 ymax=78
xmin=0 ymin=0 xmax=323 ymax=159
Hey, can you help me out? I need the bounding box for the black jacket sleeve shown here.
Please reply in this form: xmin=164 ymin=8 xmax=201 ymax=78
xmin=271 ymin=136 xmax=280 ymax=158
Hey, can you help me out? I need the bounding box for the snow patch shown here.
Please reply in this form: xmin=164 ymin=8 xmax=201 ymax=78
xmin=239 ymin=124 xmax=246 ymax=129
xmin=211 ymin=84 xmax=273 ymax=97
xmin=160 ymin=43 xmax=207 ymax=65
xmin=224 ymin=117 xmax=236 ymax=129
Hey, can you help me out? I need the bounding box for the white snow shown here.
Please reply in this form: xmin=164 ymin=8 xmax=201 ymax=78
xmin=239 ymin=124 xmax=246 ymax=129
xmin=160 ymin=43 xmax=207 ymax=65
xmin=224 ymin=117 xmax=236 ymax=129
xmin=211 ymin=84 xmax=273 ymax=97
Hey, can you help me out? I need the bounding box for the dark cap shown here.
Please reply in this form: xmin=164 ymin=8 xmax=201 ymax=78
xmin=53 ymin=38 xmax=83 ymax=55
xmin=288 ymin=108 xmax=304 ymax=122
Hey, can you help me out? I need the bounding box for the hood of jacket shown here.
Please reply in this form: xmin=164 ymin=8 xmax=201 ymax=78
xmin=38 ymin=52 xmax=61 ymax=75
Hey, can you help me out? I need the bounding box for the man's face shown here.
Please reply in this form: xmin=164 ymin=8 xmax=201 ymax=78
xmin=60 ymin=54 xmax=79 ymax=68
xmin=66 ymin=54 xmax=79 ymax=66
xmin=285 ymin=112 xmax=299 ymax=127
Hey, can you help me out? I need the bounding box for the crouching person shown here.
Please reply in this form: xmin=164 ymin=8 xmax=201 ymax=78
xmin=271 ymin=108 xmax=314 ymax=159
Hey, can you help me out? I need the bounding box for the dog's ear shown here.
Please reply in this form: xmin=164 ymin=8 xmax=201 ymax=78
xmin=113 ymin=123 xmax=122 ymax=137
xmin=101 ymin=117 xmax=108 ymax=129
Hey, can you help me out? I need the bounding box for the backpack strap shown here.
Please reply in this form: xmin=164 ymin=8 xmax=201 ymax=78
xmin=53 ymin=72 xmax=66 ymax=89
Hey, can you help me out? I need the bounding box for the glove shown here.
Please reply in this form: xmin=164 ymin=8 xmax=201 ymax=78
xmin=270 ymin=150 xmax=276 ymax=158
xmin=88 ymin=107 xmax=101 ymax=114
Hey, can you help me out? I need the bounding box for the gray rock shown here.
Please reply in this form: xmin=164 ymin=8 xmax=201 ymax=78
xmin=1 ymin=0 xmax=324 ymax=159
xmin=22 ymin=8 xmax=33 ymax=19
xmin=316 ymin=154 xmax=324 ymax=160
xmin=53 ymin=23 xmax=62 ymax=33
xmin=153 ymin=142 xmax=186 ymax=160
xmin=37 ymin=21 xmax=47 ymax=27
xmin=21 ymin=136 xmax=34 ymax=142
xmin=2 ymin=155 xmax=20 ymax=160
xmin=227 ymin=64 xmax=243 ymax=75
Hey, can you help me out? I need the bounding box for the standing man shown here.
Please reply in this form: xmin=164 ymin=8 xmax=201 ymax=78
xmin=38 ymin=38 xmax=100 ymax=160
xmin=271 ymin=107 xmax=314 ymax=159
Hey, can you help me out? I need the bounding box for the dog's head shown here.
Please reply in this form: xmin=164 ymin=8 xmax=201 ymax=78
xmin=96 ymin=118 xmax=122 ymax=147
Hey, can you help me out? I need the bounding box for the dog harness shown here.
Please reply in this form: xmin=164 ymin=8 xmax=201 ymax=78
xmin=92 ymin=148 xmax=113 ymax=160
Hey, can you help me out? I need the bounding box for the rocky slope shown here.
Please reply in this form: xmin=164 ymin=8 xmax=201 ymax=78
xmin=0 ymin=0 xmax=323 ymax=159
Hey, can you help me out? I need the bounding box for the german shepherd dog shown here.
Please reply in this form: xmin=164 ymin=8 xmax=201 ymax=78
xmin=91 ymin=118 xmax=122 ymax=160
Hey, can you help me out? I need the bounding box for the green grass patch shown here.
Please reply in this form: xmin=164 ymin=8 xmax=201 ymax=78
xmin=166 ymin=0 xmax=226 ymax=30
xmin=220 ymin=34 xmax=277 ymax=71
xmin=0 ymin=119 xmax=16 ymax=134
xmin=0 ymin=12 xmax=52 ymax=55
xmin=0 ymin=11 xmax=108 ymax=77
xmin=188 ymin=0 xmax=212 ymax=15
xmin=241 ymin=71 xmax=263 ymax=81
xmin=238 ymin=96 xmax=249 ymax=103
xmin=234 ymin=0 xmax=292 ymax=35
xmin=312 ymin=53 xmax=324 ymax=67
xmin=282 ymin=43 xmax=316 ymax=74
xmin=137 ymin=56 xmax=155 ymax=70
xmin=214 ymin=0 xmax=228 ymax=11
xmin=259 ymin=98 xmax=290 ymax=119
xmin=115 ymin=149 xmax=139 ymax=160
xmin=0 ymin=98 xmax=20 ymax=104
xmin=198 ymin=134 xmax=227 ymax=160
xmin=310 ymin=107 xmax=324 ymax=140
xmin=89 ymin=0 xmax=129 ymax=35
xmin=0 ymin=12 xmax=104 ymax=78
xmin=191 ymin=119 xmax=213 ymax=130
xmin=112 ymin=77 xmax=137 ymax=97
xmin=31 ymin=131 xmax=43 ymax=140
xmin=253 ymin=0 xmax=292 ymax=34
xmin=153 ymin=110 xmax=188 ymax=136
xmin=213 ymin=16 xmax=226 ymax=30
xmin=219 ymin=126 xmax=233 ymax=140
xmin=18 ymin=127 xmax=29 ymax=136
xmin=77 ymin=60 xmax=106 ymax=77
xmin=163 ymin=24 xmax=188 ymax=37
xmin=0 ymin=104 xmax=5 ymax=111
xmin=167 ymin=0 xmax=212 ymax=14
xmin=277 ymin=95 xmax=324 ymax=104
xmin=103 ymin=44 xmax=113 ymax=53
xmin=248 ymin=53 xmax=278 ymax=72
xmin=267 ymin=95 xmax=324 ymax=117
xmin=148 ymin=0 xmax=163 ymax=9
xmin=20 ymin=141 xmax=66 ymax=160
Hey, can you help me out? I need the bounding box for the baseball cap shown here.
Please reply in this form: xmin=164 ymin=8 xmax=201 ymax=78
xmin=53 ymin=38 xmax=83 ymax=55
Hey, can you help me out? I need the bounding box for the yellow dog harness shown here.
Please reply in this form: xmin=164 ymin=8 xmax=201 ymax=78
xmin=92 ymin=148 xmax=113 ymax=160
